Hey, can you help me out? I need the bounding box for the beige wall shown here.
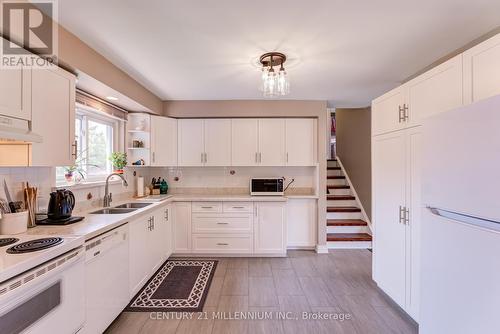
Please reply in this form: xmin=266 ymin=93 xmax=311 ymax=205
xmin=336 ymin=107 xmax=372 ymax=220
xmin=164 ymin=100 xmax=329 ymax=248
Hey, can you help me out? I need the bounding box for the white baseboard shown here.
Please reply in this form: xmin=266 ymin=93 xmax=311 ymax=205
xmin=315 ymin=244 xmax=329 ymax=254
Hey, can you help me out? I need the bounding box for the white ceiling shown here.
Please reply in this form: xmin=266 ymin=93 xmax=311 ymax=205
xmin=56 ymin=0 xmax=500 ymax=107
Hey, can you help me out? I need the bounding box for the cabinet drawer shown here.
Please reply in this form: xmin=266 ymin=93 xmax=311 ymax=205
xmin=192 ymin=202 xmax=223 ymax=213
xmin=192 ymin=214 xmax=252 ymax=234
xmin=223 ymin=202 xmax=253 ymax=213
xmin=192 ymin=234 xmax=253 ymax=254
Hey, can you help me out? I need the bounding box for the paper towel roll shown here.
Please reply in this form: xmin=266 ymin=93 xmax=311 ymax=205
xmin=137 ymin=177 xmax=144 ymax=197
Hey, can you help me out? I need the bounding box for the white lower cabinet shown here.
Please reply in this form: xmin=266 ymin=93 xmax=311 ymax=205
xmin=254 ymin=202 xmax=287 ymax=255
xmin=192 ymin=234 xmax=253 ymax=254
xmin=173 ymin=202 xmax=192 ymax=253
xmin=286 ymin=199 xmax=317 ymax=248
xmin=129 ymin=204 xmax=172 ymax=297
xmin=172 ymin=201 xmax=287 ymax=256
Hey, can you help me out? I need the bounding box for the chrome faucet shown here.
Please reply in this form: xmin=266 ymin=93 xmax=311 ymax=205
xmin=103 ymin=173 xmax=128 ymax=207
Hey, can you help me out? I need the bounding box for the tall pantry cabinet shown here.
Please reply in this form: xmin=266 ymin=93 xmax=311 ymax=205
xmin=371 ymin=53 xmax=462 ymax=322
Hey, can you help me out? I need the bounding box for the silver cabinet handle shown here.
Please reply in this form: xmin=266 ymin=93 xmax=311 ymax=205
xmin=217 ymin=222 xmax=229 ymax=225
xmin=405 ymin=207 xmax=410 ymax=225
xmin=152 ymin=152 xmax=156 ymax=163
xmin=255 ymin=152 xmax=258 ymax=163
xmin=259 ymin=152 xmax=262 ymax=163
xmin=201 ymin=153 xmax=204 ymax=163
xmin=403 ymin=103 xmax=409 ymax=122
xmin=399 ymin=206 xmax=405 ymax=224
xmin=165 ymin=209 xmax=169 ymax=221
xmin=205 ymin=152 xmax=208 ymax=163
xmin=232 ymin=206 xmax=244 ymax=209
xmin=201 ymin=206 xmax=213 ymax=209
xmin=72 ymin=140 xmax=78 ymax=159
xmin=216 ymin=243 xmax=229 ymax=246
xmin=286 ymin=152 xmax=289 ymax=163
xmin=398 ymin=105 xmax=404 ymax=123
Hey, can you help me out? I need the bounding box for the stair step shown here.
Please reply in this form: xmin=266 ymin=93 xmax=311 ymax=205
xmin=328 ymin=219 xmax=367 ymax=226
xmin=327 ymin=195 xmax=355 ymax=201
xmin=327 ymin=167 xmax=341 ymax=170
xmin=327 ymin=233 xmax=372 ymax=242
xmin=327 ymin=176 xmax=345 ymax=179
xmin=327 ymin=206 xmax=361 ymax=213
xmin=327 ymin=185 xmax=350 ymax=189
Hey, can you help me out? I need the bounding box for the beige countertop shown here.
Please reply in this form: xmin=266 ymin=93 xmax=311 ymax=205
xmin=26 ymin=193 xmax=311 ymax=241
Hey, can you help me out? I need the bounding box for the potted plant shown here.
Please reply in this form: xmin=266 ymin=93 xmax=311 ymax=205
xmin=63 ymin=150 xmax=100 ymax=183
xmin=109 ymin=152 xmax=127 ymax=174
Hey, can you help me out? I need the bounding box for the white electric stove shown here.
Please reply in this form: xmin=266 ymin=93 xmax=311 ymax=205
xmin=0 ymin=234 xmax=85 ymax=333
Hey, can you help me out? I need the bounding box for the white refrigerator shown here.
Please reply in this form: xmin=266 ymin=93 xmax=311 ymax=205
xmin=420 ymin=94 xmax=500 ymax=334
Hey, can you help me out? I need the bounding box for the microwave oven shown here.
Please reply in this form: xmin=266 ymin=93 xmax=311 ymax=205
xmin=250 ymin=178 xmax=284 ymax=196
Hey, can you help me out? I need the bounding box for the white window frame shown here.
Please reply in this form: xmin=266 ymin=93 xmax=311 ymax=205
xmin=56 ymin=104 xmax=125 ymax=185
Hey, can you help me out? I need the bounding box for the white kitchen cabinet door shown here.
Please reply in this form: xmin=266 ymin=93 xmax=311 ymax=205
xmin=372 ymin=131 xmax=407 ymax=308
xmin=286 ymin=199 xmax=317 ymax=248
xmin=464 ymin=32 xmax=500 ymax=104
xmin=151 ymin=208 xmax=168 ymax=271
xmin=231 ymin=119 xmax=259 ymax=166
xmin=259 ymin=118 xmax=286 ymax=166
xmin=178 ymin=119 xmax=204 ymax=166
xmin=204 ymin=119 xmax=231 ymax=166
xmin=151 ymin=116 xmax=177 ymax=166
xmin=129 ymin=216 xmax=153 ymax=297
xmin=372 ymin=86 xmax=405 ymax=136
xmin=254 ymin=202 xmax=286 ymax=254
xmin=164 ymin=204 xmax=173 ymax=257
xmin=285 ymin=118 xmax=315 ymax=166
xmin=0 ymin=65 xmax=31 ymax=121
xmin=173 ymin=202 xmax=192 ymax=253
xmin=405 ymin=128 xmax=422 ymax=321
xmin=31 ymin=67 xmax=76 ymax=166
xmin=406 ymin=55 xmax=463 ymax=125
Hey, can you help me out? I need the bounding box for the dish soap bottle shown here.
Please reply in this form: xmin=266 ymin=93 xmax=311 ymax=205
xmin=160 ymin=178 xmax=168 ymax=194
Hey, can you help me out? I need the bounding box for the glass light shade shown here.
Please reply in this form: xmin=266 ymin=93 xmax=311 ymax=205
xmin=260 ymin=66 xmax=289 ymax=97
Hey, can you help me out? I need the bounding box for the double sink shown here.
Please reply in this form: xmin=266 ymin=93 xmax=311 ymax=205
xmin=90 ymin=202 xmax=153 ymax=215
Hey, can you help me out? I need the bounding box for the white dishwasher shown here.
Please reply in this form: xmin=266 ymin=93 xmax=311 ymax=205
xmin=82 ymin=224 xmax=129 ymax=334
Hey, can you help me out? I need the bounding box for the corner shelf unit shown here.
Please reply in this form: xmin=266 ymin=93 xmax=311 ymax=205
xmin=126 ymin=113 xmax=151 ymax=166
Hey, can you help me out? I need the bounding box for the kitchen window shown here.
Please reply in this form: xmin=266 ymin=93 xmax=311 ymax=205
xmin=56 ymin=106 xmax=124 ymax=185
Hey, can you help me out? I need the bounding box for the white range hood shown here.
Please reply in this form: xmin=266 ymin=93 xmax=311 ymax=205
xmin=0 ymin=116 xmax=43 ymax=143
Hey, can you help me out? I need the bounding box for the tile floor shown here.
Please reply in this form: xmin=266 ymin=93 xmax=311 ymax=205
xmin=106 ymin=250 xmax=418 ymax=334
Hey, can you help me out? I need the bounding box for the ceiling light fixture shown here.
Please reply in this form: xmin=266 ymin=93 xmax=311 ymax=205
xmin=105 ymin=96 xmax=118 ymax=101
xmin=259 ymin=52 xmax=290 ymax=97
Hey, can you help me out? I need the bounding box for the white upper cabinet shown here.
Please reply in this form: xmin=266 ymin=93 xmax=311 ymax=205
xmin=31 ymin=67 xmax=76 ymax=166
xmin=259 ymin=118 xmax=285 ymax=166
xmin=231 ymin=119 xmax=259 ymax=166
xmin=151 ymin=116 xmax=177 ymax=166
xmin=178 ymin=119 xmax=204 ymax=166
xmin=406 ymin=55 xmax=463 ymax=125
xmin=204 ymin=119 xmax=231 ymax=166
xmin=0 ymin=66 xmax=31 ymax=121
xmin=285 ymin=118 xmax=315 ymax=166
xmin=372 ymin=86 xmax=406 ymax=136
xmin=464 ymin=33 xmax=500 ymax=104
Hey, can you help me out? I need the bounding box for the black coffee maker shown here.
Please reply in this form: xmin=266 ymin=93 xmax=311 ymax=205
xmin=47 ymin=189 xmax=75 ymax=221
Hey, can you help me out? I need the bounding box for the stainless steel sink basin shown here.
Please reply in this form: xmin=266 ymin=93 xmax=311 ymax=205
xmin=114 ymin=202 xmax=153 ymax=209
xmin=90 ymin=208 xmax=137 ymax=214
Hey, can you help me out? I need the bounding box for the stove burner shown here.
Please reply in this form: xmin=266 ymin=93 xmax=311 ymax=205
xmin=0 ymin=238 xmax=19 ymax=247
xmin=7 ymin=237 xmax=63 ymax=254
